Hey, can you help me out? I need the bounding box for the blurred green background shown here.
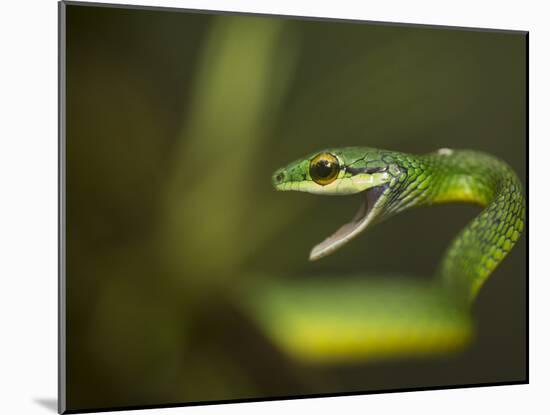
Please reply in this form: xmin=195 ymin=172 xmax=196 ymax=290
xmin=65 ymin=3 xmax=526 ymax=411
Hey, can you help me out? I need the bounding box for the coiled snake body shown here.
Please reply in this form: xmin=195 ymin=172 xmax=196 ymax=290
xmin=248 ymin=148 xmax=525 ymax=363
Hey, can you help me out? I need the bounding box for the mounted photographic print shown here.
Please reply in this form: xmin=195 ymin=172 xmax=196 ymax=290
xmin=58 ymin=1 xmax=528 ymax=413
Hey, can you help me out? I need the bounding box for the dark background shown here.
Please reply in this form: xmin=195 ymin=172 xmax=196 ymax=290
xmin=64 ymin=3 xmax=526 ymax=411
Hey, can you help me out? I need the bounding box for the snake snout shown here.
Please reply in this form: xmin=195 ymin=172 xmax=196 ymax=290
xmin=272 ymin=169 xmax=286 ymax=188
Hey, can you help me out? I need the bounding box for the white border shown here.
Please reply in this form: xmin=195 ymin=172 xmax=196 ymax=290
xmin=0 ymin=0 xmax=545 ymax=414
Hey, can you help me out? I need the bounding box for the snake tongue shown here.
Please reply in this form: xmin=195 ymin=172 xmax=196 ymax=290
xmin=309 ymin=186 xmax=387 ymax=261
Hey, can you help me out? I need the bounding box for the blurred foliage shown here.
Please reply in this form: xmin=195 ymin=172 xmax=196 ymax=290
xmin=65 ymin=4 xmax=526 ymax=411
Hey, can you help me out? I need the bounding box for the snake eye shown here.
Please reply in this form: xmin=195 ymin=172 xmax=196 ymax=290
xmin=309 ymin=153 xmax=340 ymax=186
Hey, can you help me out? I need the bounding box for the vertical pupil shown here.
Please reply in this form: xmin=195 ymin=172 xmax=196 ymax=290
xmin=316 ymin=160 xmax=333 ymax=177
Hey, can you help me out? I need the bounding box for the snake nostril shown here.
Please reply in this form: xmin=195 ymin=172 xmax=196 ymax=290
xmin=276 ymin=173 xmax=284 ymax=183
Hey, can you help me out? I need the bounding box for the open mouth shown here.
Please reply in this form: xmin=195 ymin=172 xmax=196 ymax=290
xmin=309 ymin=185 xmax=388 ymax=261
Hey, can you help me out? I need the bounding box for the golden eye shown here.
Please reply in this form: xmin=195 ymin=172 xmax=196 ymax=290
xmin=309 ymin=153 xmax=340 ymax=186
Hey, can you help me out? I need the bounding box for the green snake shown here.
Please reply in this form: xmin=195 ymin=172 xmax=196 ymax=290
xmin=245 ymin=147 xmax=525 ymax=363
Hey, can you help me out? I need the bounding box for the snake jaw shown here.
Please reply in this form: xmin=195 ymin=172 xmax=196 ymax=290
xmin=309 ymin=185 xmax=388 ymax=261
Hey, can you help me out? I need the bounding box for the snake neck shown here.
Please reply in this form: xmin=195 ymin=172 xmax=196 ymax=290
xmin=384 ymin=149 xmax=525 ymax=303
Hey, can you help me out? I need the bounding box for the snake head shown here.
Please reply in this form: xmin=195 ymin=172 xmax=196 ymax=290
xmin=272 ymin=147 xmax=403 ymax=260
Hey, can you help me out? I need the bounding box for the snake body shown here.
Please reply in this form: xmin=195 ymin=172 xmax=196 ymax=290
xmin=246 ymin=148 xmax=525 ymax=362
